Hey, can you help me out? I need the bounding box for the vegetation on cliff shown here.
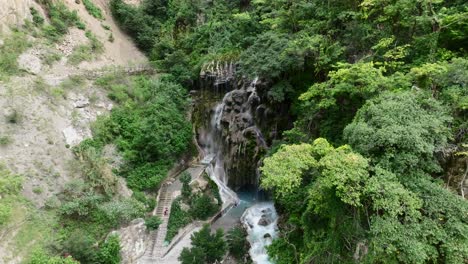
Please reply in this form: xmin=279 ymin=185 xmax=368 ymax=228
xmin=111 ymin=0 xmax=467 ymax=263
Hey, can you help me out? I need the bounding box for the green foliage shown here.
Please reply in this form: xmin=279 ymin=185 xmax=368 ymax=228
xmin=82 ymin=0 xmax=104 ymax=20
xmin=0 ymin=165 xmax=22 ymax=195
xmin=96 ymin=235 xmax=121 ymax=264
xmin=68 ymin=32 xmax=104 ymax=65
xmin=180 ymin=171 xmax=192 ymax=200
xmin=179 ymin=224 xmax=227 ymax=264
xmin=97 ymin=77 xmax=192 ymax=191
xmin=261 ymin=143 xmax=316 ymax=198
xmin=189 ymin=194 xmax=218 ymax=220
xmin=40 ymin=1 xmax=83 ymax=42
xmin=96 ymin=198 xmax=146 ymax=227
xmin=344 ymin=91 xmax=451 ymax=175
xmin=165 ymin=198 xmax=191 ymax=242
xmin=30 ymin=7 xmax=45 ymax=26
xmin=29 ymin=249 xmax=78 ymax=264
xmin=0 ymin=31 xmax=30 ymax=79
xmin=145 ymin=216 xmax=162 ymax=230
xmin=226 ymin=226 xmax=249 ymax=261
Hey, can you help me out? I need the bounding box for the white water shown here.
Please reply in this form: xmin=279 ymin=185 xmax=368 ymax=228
xmin=241 ymin=202 xmax=279 ymax=264
xmin=200 ymin=77 xmax=279 ymax=263
xmin=202 ymin=91 xmax=239 ymax=205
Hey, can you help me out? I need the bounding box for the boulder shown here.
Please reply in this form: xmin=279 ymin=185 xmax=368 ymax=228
xmin=18 ymin=51 xmax=42 ymax=75
xmin=62 ymin=126 xmax=82 ymax=146
xmin=73 ymin=96 xmax=90 ymax=108
xmin=111 ymin=218 xmax=148 ymax=264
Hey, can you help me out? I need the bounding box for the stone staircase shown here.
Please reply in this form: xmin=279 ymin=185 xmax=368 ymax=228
xmin=139 ymin=185 xmax=173 ymax=263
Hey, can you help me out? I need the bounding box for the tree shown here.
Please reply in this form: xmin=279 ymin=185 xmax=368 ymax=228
xmin=180 ymin=171 xmax=192 ymax=200
xmin=344 ymin=91 xmax=451 ymax=175
xmin=178 ymin=224 xmax=227 ymax=264
xmin=226 ymin=226 xmax=249 ymax=260
xmin=260 ymin=143 xmax=316 ymax=198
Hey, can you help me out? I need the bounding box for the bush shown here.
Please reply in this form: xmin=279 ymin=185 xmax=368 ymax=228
xmin=180 ymin=171 xmax=192 ymax=200
xmin=29 ymin=249 xmax=79 ymax=264
xmin=83 ymin=0 xmax=104 ymax=20
xmin=62 ymin=229 xmax=98 ymax=263
xmin=96 ymin=235 xmax=121 ymax=264
xmin=96 ymin=198 xmax=146 ymax=227
xmin=41 ymin=2 xmax=82 ymax=42
xmin=227 ymin=226 xmax=249 ymax=261
xmin=0 ymin=203 xmax=12 ymax=226
xmin=189 ymin=194 xmax=218 ymax=220
xmin=30 ymin=7 xmax=45 ymax=26
xmin=68 ymin=45 xmax=93 ymax=65
xmin=178 ymin=224 xmax=227 ymax=264
xmin=133 ymin=191 xmax=156 ymax=212
xmin=59 ymin=193 xmax=104 ymax=218
xmin=0 ymin=135 xmax=12 ymax=146
xmin=0 ymin=31 xmax=30 ymax=78
xmin=165 ymin=198 xmax=191 ymax=242
xmin=145 ymin=216 xmax=162 ymax=230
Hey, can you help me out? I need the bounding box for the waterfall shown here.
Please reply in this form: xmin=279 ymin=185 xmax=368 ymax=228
xmin=241 ymin=202 xmax=279 ymax=264
xmin=202 ymin=91 xmax=239 ymax=205
xmin=197 ymin=68 xmax=279 ymax=263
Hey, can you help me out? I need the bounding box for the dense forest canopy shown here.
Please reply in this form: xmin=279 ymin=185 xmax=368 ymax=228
xmin=108 ymin=0 xmax=468 ymax=263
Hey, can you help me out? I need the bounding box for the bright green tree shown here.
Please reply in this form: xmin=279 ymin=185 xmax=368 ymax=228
xmin=178 ymin=224 xmax=226 ymax=264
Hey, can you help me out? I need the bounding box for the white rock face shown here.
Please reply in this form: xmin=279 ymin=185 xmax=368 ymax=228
xmin=73 ymin=96 xmax=90 ymax=108
xmin=111 ymin=219 xmax=148 ymax=264
xmin=62 ymin=126 xmax=82 ymax=146
xmin=18 ymin=52 xmax=42 ymax=75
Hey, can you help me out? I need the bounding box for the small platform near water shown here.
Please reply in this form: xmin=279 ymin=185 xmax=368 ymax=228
xmin=201 ymin=154 xmax=216 ymax=165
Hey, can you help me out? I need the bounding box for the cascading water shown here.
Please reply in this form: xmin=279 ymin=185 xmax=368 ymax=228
xmin=197 ymin=69 xmax=279 ymax=263
xmin=241 ymin=203 xmax=278 ymax=264
xmin=201 ymin=91 xmax=239 ymax=205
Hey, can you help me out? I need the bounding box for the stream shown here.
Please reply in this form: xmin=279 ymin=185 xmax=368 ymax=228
xmin=197 ymin=77 xmax=279 ymax=264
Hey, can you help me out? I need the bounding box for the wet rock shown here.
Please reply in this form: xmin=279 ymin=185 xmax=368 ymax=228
xmin=230 ymin=90 xmax=246 ymax=104
xmin=257 ymin=208 xmax=274 ymax=226
xmin=263 ymin=233 xmax=272 ymax=239
xmin=258 ymin=215 xmax=272 ymax=226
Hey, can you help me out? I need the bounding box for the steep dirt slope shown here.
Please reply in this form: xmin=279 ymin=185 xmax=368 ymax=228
xmin=0 ymin=0 xmax=147 ymax=262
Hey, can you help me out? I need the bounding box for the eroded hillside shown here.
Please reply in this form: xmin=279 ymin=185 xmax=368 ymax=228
xmin=0 ymin=0 xmax=147 ymax=262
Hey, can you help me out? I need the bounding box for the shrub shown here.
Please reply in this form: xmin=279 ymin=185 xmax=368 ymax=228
xmin=145 ymin=216 xmax=162 ymax=230
xmin=179 ymin=224 xmax=227 ymax=264
xmin=133 ymin=191 xmax=156 ymax=212
xmin=82 ymin=0 xmax=104 ymax=20
xmin=30 ymin=7 xmax=45 ymax=26
xmin=227 ymin=226 xmax=249 ymax=260
xmin=0 ymin=31 xmax=30 ymax=78
xmin=0 ymin=136 xmax=12 ymax=146
xmin=96 ymin=235 xmax=121 ymax=264
xmin=0 ymin=203 xmax=12 ymax=226
xmin=180 ymin=171 xmax=192 ymax=200
xmin=59 ymin=193 xmax=104 ymax=218
xmin=165 ymin=198 xmax=191 ymax=242
xmin=62 ymin=229 xmax=99 ymax=263
xmin=68 ymin=45 xmax=93 ymax=65
xmin=96 ymin=198 xmax=146 ymax=227
xmin=189 ymin=194 xmax=218 ymax=220
xmin=41 ymin=2 xmax=83 ymax=42
xmin=29 ymin=249 xmax=79 ymax=264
